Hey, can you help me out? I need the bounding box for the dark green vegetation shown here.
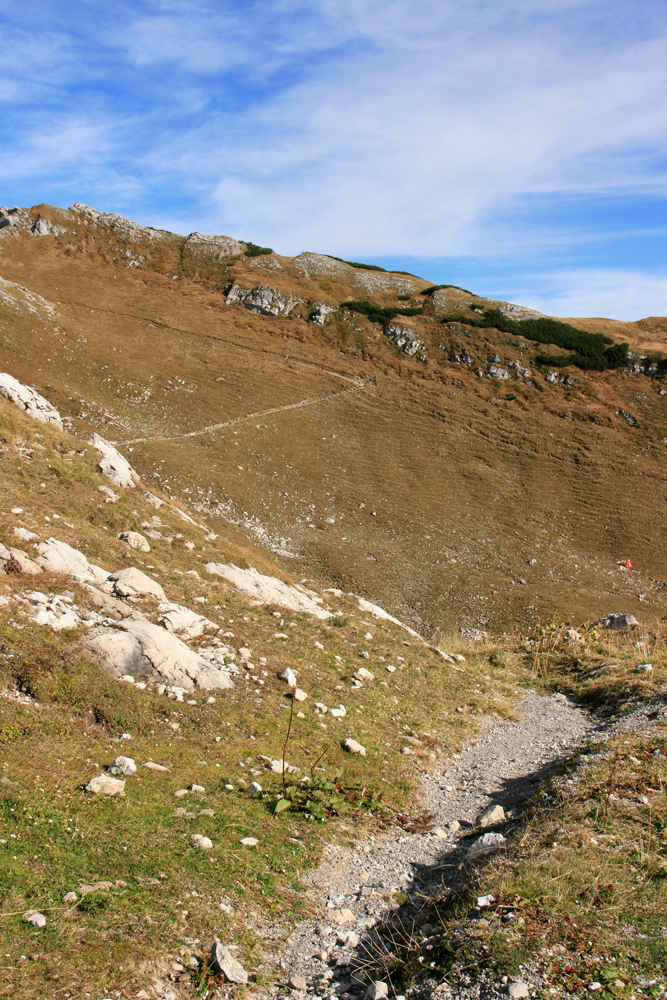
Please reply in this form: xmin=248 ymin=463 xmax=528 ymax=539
xmin=243 ymin=242 xmax=274 ymax=257
xmin=442 ymin=308 xmax=630 ymax=371
xmin=340 ymin=298 xmax=424 ymax=325
xmin=421 ymin=283 xmax=473 ymax=295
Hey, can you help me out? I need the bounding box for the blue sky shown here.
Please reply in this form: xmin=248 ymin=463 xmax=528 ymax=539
xmin=1 ymin=0 xmax=665 ymax=319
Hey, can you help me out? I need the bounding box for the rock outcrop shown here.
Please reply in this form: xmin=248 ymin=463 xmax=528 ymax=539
xmin=310 ymin=302 xmax=338 ymax=325
xmin=0 ymin=372 xmax=63 ymax=428
xmin=83 ymin=619 xmax=234 ymax=691
xmin=89 ymin=434 xmax=138 ymax=488
xmin=185 ymin=232 xmax=244 ymax=257
xmin=36 ymin=538 xmax=109 ymax=584
xmin=107 ymin=567 xmax=166 ymax=601
xmin=384 ymin=323 xmax=425 ymax=357
xmin=226 ymin=283 xmax=301 ymax=317
xmin=206 ymin=562 xmax=331 ymax=619
xmin=157 ymin=602 xmax=219 ymax=640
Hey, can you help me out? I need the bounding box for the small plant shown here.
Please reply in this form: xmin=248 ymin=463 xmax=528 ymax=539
xmin=243 ymin=242 xmax=273 ymax=257
xmin=330 ymin=614 xmax=350 ymax=628
xmin=272 ymin=768 xmax=383 ymax=820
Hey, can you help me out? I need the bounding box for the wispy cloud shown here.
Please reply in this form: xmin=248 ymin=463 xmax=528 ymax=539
xmin=0 ymin=0 xmax=664 ymax=318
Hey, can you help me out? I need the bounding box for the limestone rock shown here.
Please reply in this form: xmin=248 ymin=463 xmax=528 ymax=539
xmin=143 ymin=760 xmax=170 ymax=772
xmin=293 ymin=688 xmax=308 ymax=702
xmin=191 ymin=833 xmax=213 ymax=850
xmin=62 ymin=891 xmax=77 ymax=904
xmin=288 ymin=974 xmax=308 ymax=991
xmin=384 ymin=323 xmax=424 ymax=357
xmin=357 ymin=597 xmax=421 ymax=638
xmin=248 ymin=781 xmax=262 ymax=794
xmin=466 ymin=831 xmax=506 ymax=860
xmin=0 ymin=372 xmax=63 ymax=428
xmin=310 ymin=302 xmax=338 ymax=325
xmin=366 ymin=983 xmax=389 ymax=1000
xmin=22 ymin=910 xmax=46 ymax=928
xmin=240 ymin=837 xmax=258 ymax=846
xmin=226 ymin=283 xmax=301 ymax=317
xmin=13 ymin=526 xmax=39 ymax=542
xmin=117 ymin=530 xmax=150 ymax=552
xmin=83 ymin=619 xmax=234 ymax=691
xmin=36 ymin=537 xmax=108 ymax=583
xmin=354 ymin=667 xmax=375 ymax=682
xmin=108 ymin=755 xmax=137 ymax=776
xmin=209 ymin=942 xmax=248 ymax=984
xmin=508 ymin=983 xmax=530 ymax=999
xmin=185 ymin=232 xmax=244 ymax=257
xmin=206 ymin=562 xmax=330 ymax=619
xmin=85 ymin=773 xmax=126 ymax=796
xmin=596 ymin=613 xmax=639 ymax=631
xmin=110 ymin=567 xmax=166 ymax=601
xmin=8 ymin=547 xmax=43 ymax=575
xmin=89 ymin=433 xmax=138 ymax=488
xmin=342 ymin=738 xmax=366 ymax=757
xmin=158 ymin=601 xmax=218 ymax=639
xmin=31 ymin=217 xmax=65 ymax=236
xmin=270 ymin=759 xmax=299 ymax=774
xmin=487 ymin=363 xmax=511 ymax=380
xmin=278 ymin=666 xmax=297 ymax=687
xmin=479 ymin=803 xmax=505 ymax=828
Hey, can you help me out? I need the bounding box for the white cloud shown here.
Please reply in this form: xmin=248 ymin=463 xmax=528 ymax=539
xmin=506 ymin=269 xmax=667 ymax=322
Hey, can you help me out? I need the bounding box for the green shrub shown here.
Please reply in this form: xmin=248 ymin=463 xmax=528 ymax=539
xmin=421 ymin=283 xmax=473 ymax=296
xmin=243 ymin=242 xmax=273 ymax=257
xmin=340 ymin=299 xmax=424 ymax=325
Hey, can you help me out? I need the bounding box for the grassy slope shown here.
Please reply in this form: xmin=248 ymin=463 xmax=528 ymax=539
xmin=0 ymin=204 xmax=666 ymax=639
xmin=0 ymin=398 xmax=517 ymax=998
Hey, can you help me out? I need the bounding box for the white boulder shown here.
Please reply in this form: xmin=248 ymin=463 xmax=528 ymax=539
xmin=342 ymin=738 xmax=366 ymax=757
xmin=110 ymin=566 xmax=165 ymax=601
xmin=83 ymin=619 xmax=234 ymax=691
xmin=117 ymin=531 xmax=150 ymax=552
xmin=0 ymin=372 xmax=63 ymax=429
xmin=107 ymin=755 xmax=137 ymax=776
xmin=206 ymin=562 xmax=330 ymax=619
xmin=36 ymin=537 xmax=108 ymax=583
xmin=85 ymin=773 xmax=126 ymax=796
xmin=158 ymin=601 xmax=218 ymax=639
xmin=89 ymin=433 xmax=138 ymax=488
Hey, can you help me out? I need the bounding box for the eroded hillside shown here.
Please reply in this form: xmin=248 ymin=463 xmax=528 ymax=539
xmin=1 ymin=201 xmax=666 ymax=636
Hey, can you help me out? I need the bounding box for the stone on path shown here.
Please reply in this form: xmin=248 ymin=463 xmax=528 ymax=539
xmin=508 ymin=983 xmax=530 ymax=999
xmin=342 ymin=738 xmax=366 ymax=757
xmin=22 ymin=910 xmax=46 ymax=928
xmin=210 ymin=942 xmax=248 ymax=984
xmin=466 ymin=831 xmax=506 ymax=860
xmin=84 ymin=773 xmax=125 ymax=796
xmin=117 ymin=530 xmax=150 ymax=552
xmin=89 ymin=433 xmax=138 ymax=488
xmin=479 ymin=803 xmax=505 ymax=828
xmin=107 ymin=755 xmax=136 ymax=776
xmin=288 ymin=974 xmax=308 ymax=991
xmin=366 ymin=983 xmax=389 ymax=1000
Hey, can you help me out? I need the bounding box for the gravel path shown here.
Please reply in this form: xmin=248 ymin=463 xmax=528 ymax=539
xmin=260 ymin=691 xmax=594 ymax=998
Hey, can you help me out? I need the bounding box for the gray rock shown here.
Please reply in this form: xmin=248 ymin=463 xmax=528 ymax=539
xmin=487 ymin=363 xmax=511 ymax=380
xmin=596 ymin=613 xmax=639 ymax=631
xmin=342 ymin=738 xmax=366 ymax=757
xmin=158 ymin=601 xmax=218 ymax=639
xmin=89 ymin=433 xmax=138 ymax=488
xmin=83 ymin=619 xmax=234 ymax=691
xmin=226 ymin=283 xmax=301 ymax=317
xmin=8 ymin=548 xmax=43 ymax=575
xmin=310 ymin=302 xmax=337 ymax=325
xmin=117 ymin=531 xmax=150 ymax=552
xmin=478 ymin=803 xmax=505 ymax=828
xmin=210 ymin=942 xmax=248 ymax=984
xmin=110 ymin=567 xmax=166 ymax=600
xmin=384 ymin=323 xmax=425 ymax=356
xmin=36 ymin=537 xmax=108 ymax=584
xmin=191 ymin=833 xmax=213 ymax=850
xmin=636 ymin=663 xmax=653 ymax=673
xmin=248 ymin=781 xmax=262 ymax=794
xmin=466 ymin=831 xmax=506 ymax=860
xmin=289 ymin=974 xmax=308 ymax=991
xmin=206 ymin=562 xmax=330 ymax=619
xmin=366 ymin=983 xmax=389 ymax=1000
xmin=85 ymin=773 xmax=126 ymax=796
xmin=0 ymin=372 xmax=63 ymax=428
xmin=508 ymin=983 xmax=530 ymax=999
xmin=143 ymin=760 xmax=170 ymax=772
xmin=22 ymin=910 xmax=46 ymax=928
xmin=62 ymin=891 xmax=77 ymax=904
xmin=31 ymin=217 xmax=64 ymax=236
xmin=278 ymin=666 xmax=297 ymax=687
xmin=107 ymin=755 xmax=137 ymax=776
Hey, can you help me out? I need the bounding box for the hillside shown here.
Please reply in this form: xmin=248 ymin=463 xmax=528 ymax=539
xmin=0 ymin=202 xmax=665 ymax=1000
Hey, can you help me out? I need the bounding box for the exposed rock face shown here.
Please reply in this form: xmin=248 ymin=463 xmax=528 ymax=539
xmin=310 ymin=302 xmax=338 ymax=325
xmin=157 ymin=601 xmax=219 ymax=639
xmin=185 ymin=232 xmax=244 ymax=257
xmin=226 ymin=283 xmax=301 ymax=317
xmin=384 ymin=323 xmax=424 ymax=357
xmin=8 ymin=547 xmax=43 ymax=575
xmin=0 ymin=206 xmax=31 ymax=231
xmin=487 ymin=362 xmax=511 ymax=380
xmin=31 ymin=217 xmax=65 ymax=236
xmin=498 ymin=302 xmax=546 ymax=321
xmin=36 ymin=538 xmax=109 ymax=584
xmin=357 ymin=596 xmax=421 ymax=639
xmin=69 ymin=203 xmax=172 ymax=243
xmin=0 ymin=372 xmax=63 ymax=428
xmin=89 ymin=434 xmax=138 ymax=488
xmin=83 ymin=619 xmax=234 ymax=691
xmin=293 ymin=252 xmax=351 ymax=277
xmin=206 ymin=562 xmax=331 ymax=619
xmin=109 ymin=567 xmax=166 ymax=601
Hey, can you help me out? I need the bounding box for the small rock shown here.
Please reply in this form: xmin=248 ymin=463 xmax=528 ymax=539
xmin=293 ymin=688 xmax=308 ymax=702
xmin=354 ymin=667 xmax=375 ymax=681
xmin=385 ymin=664 xmax=396 ymax=673
xmin=22 ymin=911 xmax=46 ymax=928
xmin=279 ymin=667 xmax=297 ymax=687
xmin=508 ymin=983 xmax=530 ymax=999
xmin=62 ymin=891 xmax=77 ymax=904
xmin=198 ymin=808 xmax=215 ymax=817
xmin=636 ymin=663 xmax=653 ymax=673
xmin=476 ymin=894 xmax=495 ymax=908
xmin=331 ymin=908 xmax=356 ymax=925
xmin=366 ymin=983 xmax=389 ymax=1000
xmin=342 ymin=738 xmax=366 ymax=757
xmin=240 ymin=837 xmax=258 ymax=846
xmin=315 ymin=701 xmax=328 ymax=714
xmin=84 ymin=773 xmax=125 ymax=796
xmin=595 ymin=612 xmax=638 ymax=631
xmin=466 ymin=831 xmax=506 ymax=860
xmin=478 ymin=803 xmax=505 ymax=828
xmin=117 ymin=530 xmax=150 ymax=552
xmin=359 ymin=650 xmax=370 ymax=659
xmin=174 ymin=789 xmax=189 ymax=797
xmin=638 ymin=795 xmax=649 ymax=805
xmin=288 ymin=974 xmax=308 ymax=991
xmin=107 ymin=755 xmax=137 ymax=777
xmin=143 ymin=760 xmax=170 ymax=772
xmin=315 ymin=641 xmax=324 ymax=650
xmin=453 ymin=653 xmax=466 ymax=662
xmin=191 ymin=834 xmax=213 ymax=850
xmin=433 ymin=827 xmax=448 ymax=839
xmin=248 ymin=781 xmax=262 ymax=794
xmin=190 ymin=783 xmax=205 ymax=793
xmin=210 ymin=942 xmax=248 ymax=984
xmin=329 ymin=705 xmax=346 ymax=718
xmin=448 ymin=820 xmax=461 ymax=832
